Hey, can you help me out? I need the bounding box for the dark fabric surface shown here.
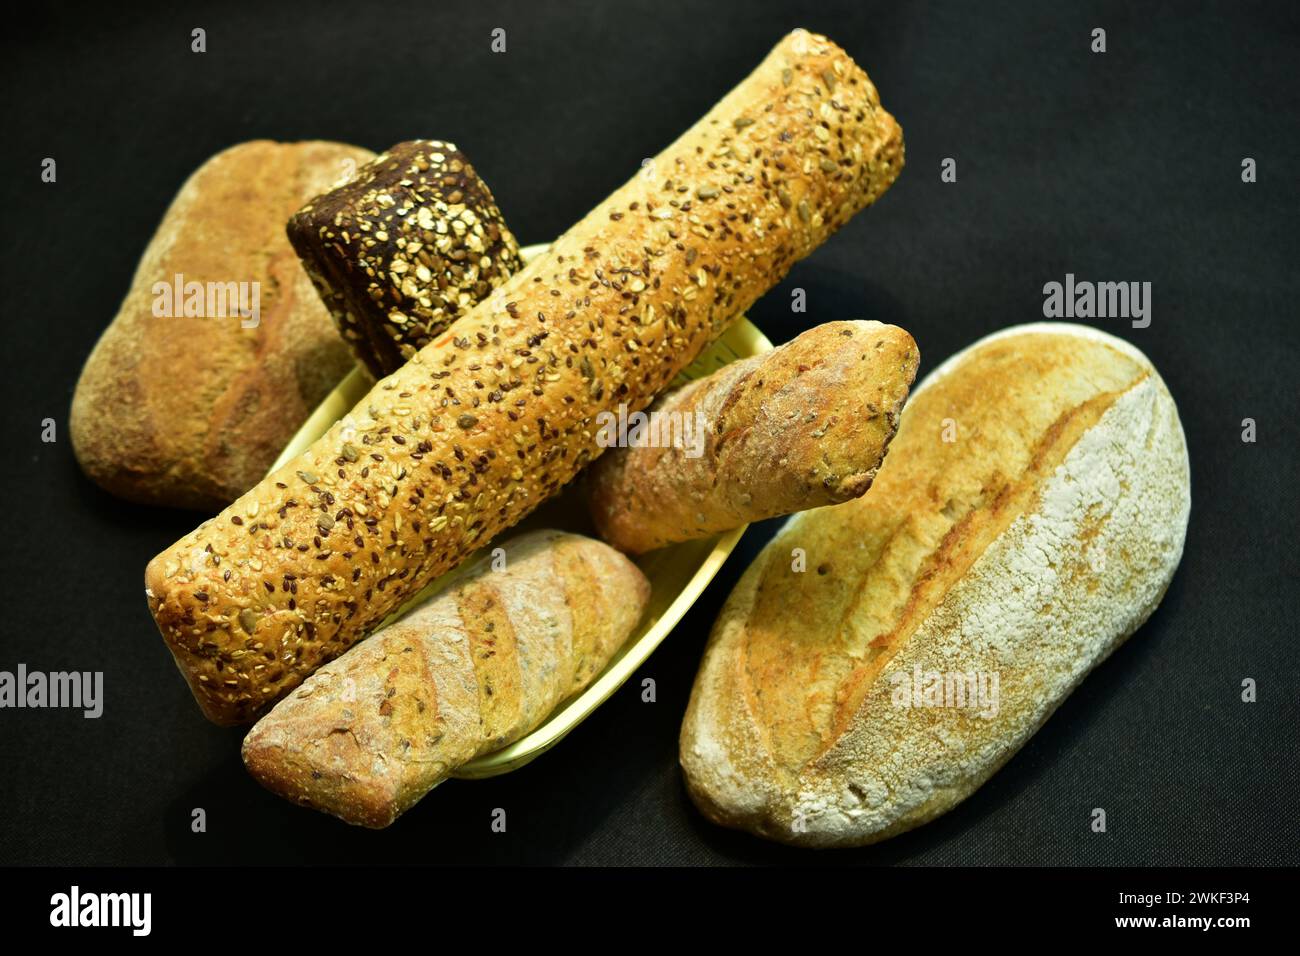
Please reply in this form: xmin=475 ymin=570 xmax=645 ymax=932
xmin=0 ymin=0 xmax=1296 ymax=866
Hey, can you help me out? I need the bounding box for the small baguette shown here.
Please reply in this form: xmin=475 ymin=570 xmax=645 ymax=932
xmin=146 ymin=29 xmax=905 ymax=725
xmin=242 ymin=530 xmax=650 ymax=827
xmin=587 ymin=320 xmax=918 ymax=553
xmin=680 ymin=323 xmax=1191 ymax=847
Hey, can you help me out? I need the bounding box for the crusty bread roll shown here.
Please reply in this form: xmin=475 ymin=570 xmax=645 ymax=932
xmin=146 ymin=29 xmax=905 ymax=726
xmin=680 ymin=323 xmax=1191 ymax=847
xmin=71 ymin=140 xmax=375 ymax=510
xmin=242 ymin=530 xmax=649 ymax=827
xmin=587 ymin=320 xmax=918 ymax=553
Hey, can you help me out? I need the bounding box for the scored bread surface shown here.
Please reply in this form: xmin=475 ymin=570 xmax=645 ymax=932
xmin=679 ymin=322 xmax=1191 ymax=847
xmin=146 ymin=30 xmax=906 ymax=725
xmin=242 ymin=529 xmax=650 ymax=827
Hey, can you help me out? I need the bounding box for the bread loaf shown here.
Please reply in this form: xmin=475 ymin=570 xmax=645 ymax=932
xmin=287 ymin=140 xmax=523 ymax=378
xmin=679 ymin=323 xmax=1191 ymax=847
xmin=242 ymin=529 xmax=650 ymax=827
xmin=587 ymin=320 xmax=917 ymax=553
xmin=71 ymin=140 xmax=375 ymax=510
xmin=145 ymin=28 xmax=905 ymax=725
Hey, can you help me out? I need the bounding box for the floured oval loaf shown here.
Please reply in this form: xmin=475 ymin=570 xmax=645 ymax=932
xmin=679 ymin=322 xmax=1191 ymax=847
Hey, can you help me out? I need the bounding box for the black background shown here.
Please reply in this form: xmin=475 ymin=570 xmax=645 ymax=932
xmin=1 ymin=0 xmax=1297 ymax=866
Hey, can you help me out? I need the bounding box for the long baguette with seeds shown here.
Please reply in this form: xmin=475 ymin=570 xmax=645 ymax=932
xmin=242 ymin=529 xmax=650 ymax=827
xmin=146 ymin=28 xmax=906 ymax=726
xmin=587 ymin=320 xmax=918 ymax=553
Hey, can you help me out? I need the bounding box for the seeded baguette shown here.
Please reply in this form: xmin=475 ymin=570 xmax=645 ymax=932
xmin=679 ymin=323 xmax=1191 ymax=847
xmin=241 ymin=529 xmax=649 ymax=827
xmin=71 ymin=140 xmax=375 ymax=510
xmin=288 ymin=140 xmax=524 ymax=378
xmin=587 ymin=320 xmax=918 ymax=553
xmin=146 ymin=28 xmax=905 ymax=726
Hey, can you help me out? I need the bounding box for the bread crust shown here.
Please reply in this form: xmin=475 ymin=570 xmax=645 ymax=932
xmin=241 ymin=530 xmax=649 ymax=827
xmin=587 ymin=320 xmax=918 ymax=552
xmin=679 ymin=323 xmax=1192 ymax=847
xmin=70 ymin=140 xmax=375 ymax=510
xmin=146 ymin=30 xmax=905 ymax=725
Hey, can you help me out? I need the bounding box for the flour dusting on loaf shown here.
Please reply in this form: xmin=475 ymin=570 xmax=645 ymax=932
xmin=679 ymin=322 xmax=1191 ymax=847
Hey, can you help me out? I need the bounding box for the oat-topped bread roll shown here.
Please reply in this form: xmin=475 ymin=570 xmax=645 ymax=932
xmin=588 ymin=320 xmax=918 ymax=553
xmin=147 ymin=28 xmax=905 ymax=726
xmin=242 ymin=529 xmax=650 ymax=827
xmin=71 ymin=140 xmax=375 ymax=510
xmin=287 ymin=140 xmax=523 ymax=377
xmin=680 ymin=323 xmax=1191 ymax=847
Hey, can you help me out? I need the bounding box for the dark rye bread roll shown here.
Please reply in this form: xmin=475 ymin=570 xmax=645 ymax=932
xmin=146 ymin=28 xmax=905 ymax=726
xmin=242 ymin=529 xmax=650 ymax=827
xmin=287 ymin=140 xmax=524 ymax=378
xmin=587 ymin=320 xmax=918 ymax=553
xmin=71 ymin=140 xmax=375 ymax=510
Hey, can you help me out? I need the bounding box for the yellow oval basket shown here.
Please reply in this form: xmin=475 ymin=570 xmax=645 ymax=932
xmin=270 ymin=243 xmax=773 ymax=777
